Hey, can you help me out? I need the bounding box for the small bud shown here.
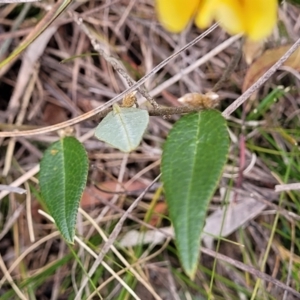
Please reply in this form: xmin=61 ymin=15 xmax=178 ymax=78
xmin=58 ymin=127 xmax=74 ymax=138
xmin=122 ymin=91 xmax=137 ymax=107
xmin=178 ymin=92 xmax=219 ymax=109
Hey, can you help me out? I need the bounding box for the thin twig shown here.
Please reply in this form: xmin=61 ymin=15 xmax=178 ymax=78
xmin=150 ymin=34 xmax=241 ymax=95
xmin=275 ymin=182 xmax=300 ymax=192
xmin=0 ymin=24 xmax=219 ymax=137
xmin=79 ymin=208 xmax=162 ymax=300
xmin=95 ymin=105 xmax=206 ymax=119
xmin=0 ymin=255 xmax=27 ymax=300
xmin=200 ymin=247 xmax=300 ymax=299
xmin=37 ymin=210 xmax=141 ymax=300
xmin=0 ymin=185 xmax=26 ymax=194
xmin=73 ymin=13 xmax=159 ymax=109
xmin=212 ymin=41 xmax=243 ymax=92
xmin=148 ymin=106 xmax=205 ymax=116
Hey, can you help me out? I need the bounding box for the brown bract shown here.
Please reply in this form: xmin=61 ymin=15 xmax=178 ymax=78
xmin=178 ymin=92 xmax=219 ymax=109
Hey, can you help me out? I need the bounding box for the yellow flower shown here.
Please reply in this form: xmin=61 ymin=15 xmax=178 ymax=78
xmin=155 ymin=0 xmax=278 ymax=40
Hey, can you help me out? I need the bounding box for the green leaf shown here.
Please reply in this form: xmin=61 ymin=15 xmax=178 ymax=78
xmin=94 ymin=104 xmax=149 ymax=152
xmin=246 ymin=86 xmax=285 ymax=120
xmin=161 ymin=110 xmax=229 ymax=278
xmin=39 ymin=137 xmax=88 ymax=243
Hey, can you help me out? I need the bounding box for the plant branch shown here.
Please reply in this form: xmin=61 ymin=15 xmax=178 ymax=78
xmin=95 ymin=105 xmax=205 ymax=119
xmin=72 ymin=13 xmax=159 ymax=109
xmin=0 ymin=25 xmax=218 ymax=137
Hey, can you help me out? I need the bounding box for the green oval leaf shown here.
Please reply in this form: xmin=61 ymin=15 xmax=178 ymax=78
xmin=94 ymin=104 xmax=149 ymax=152
xmin=161 ymin=110 xmax=229 ymax=278
xmin=39 ymin=137 xmax=88 ymax=243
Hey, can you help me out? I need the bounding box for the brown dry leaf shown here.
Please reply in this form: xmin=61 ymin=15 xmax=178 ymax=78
xmin=77 ymin=97 xmax=95 ymax=112
xmin=242 ymin=45 xmax=300 ymax=92
xmin=148 ymin=202 xmax=168 ymax=227
xmin=81 ymin=181 xmax=147 ymax=208
xmin=81 ymin=186 xmax=109 ymax=207
xmin=43 ymin=103 xmax=68 ymax=125
xmin=31 ymin=200 xmax=44 ymax=224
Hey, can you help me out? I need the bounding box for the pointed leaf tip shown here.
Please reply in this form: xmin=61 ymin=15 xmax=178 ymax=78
xmin=161 ymin=110 xmax=229 ymax=277
xmin=39 ymin=137 xmax=89 ymax=243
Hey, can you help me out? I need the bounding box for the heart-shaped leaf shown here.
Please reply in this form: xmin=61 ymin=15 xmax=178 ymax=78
xmin=95 ymin=104 xmax=149 ymax=152
xmin=161 ymin=110 xmax=229 ymax=278
xmin=39 ymin=137 xmax=89 ymax=243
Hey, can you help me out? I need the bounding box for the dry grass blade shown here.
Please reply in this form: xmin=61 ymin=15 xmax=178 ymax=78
xmin=75 ymin=175 xmax=161 ymax=300
xmin=0 ymin=255 xmax=27 ymax=300
xmin=0 ymin=184 xmax=26 ymax=194
xmin=0 ymin=24 xmax=218 ymax=137
xmin=200 ymin=247 xmax=300 ymax=299
xmin=0 ymin=0 xmax=73 ymax=68
xmin=38 ymin=210 xmax=143 ymax=300
xmin=79 ymin=208 xmax=162 ymax=300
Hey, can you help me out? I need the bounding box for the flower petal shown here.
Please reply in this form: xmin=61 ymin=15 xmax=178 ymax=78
xmin=195 ymin=0 xmax=220 ymax=28
xmin=243 ymin=0 xmax=277 ymax=40
xmin=156 ymin=0 xmax=200 ymax=32
xmin=195 ymin=0 xmax=278 ymax=40
xmin=195 ymin=0 xmax=245 ymax=34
